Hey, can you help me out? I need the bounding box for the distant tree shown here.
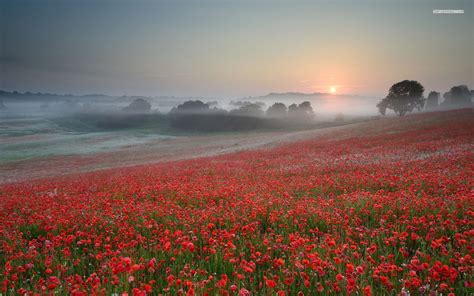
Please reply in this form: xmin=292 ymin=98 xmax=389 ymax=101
xmin=377 ymin=80 xmax=425 ymax=116
xmin=288 ymin=101 xmax=314 ymax=119
xmin=170 ymin=100 xmax=209 ymax=113
xmin=206 ymin=101 xmax=219 ymax=108
xmin=209 ymin=107 xmax=228 ymax=114
xmin=266 ymin=102 xmax=287 ymax=117
xmin=288 ymin=103 xmax=299 ymax=115
xmin=298 ymin=101 xmax=314 ymax=116
xmin=230 ymin=100 xmax=265 ymax=108
xmin=425 ymin=91 xmax=440 ymax=110
xmin=123 ymin=98 xmax=151 ymax=112
xmin=230 ymin=103 xmax=264 ymax=117
xmin=442 ymin=85 xmax=472 ymax=107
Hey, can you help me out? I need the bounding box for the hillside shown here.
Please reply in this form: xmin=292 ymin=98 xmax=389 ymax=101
xmin=0 ymin=109 xmax=473 ymax=295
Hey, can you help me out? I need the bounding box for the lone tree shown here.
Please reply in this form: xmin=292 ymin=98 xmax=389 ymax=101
xmin=425 ymin=91 xmax=440 ymax=110
xmin=377 ymin=80 xmax=425 ymax=116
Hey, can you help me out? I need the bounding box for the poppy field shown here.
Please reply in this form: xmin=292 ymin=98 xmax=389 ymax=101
xmin=0 ymin=110 xmax=473 ymax=295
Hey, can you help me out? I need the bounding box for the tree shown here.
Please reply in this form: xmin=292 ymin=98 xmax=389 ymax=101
xmin=170 ymin=100 xmax=209 ymax=114
xmin=206 ymin=101 xmax=219 ymax=108
xmin=230 ymin=103 xmax=264 ymax=117
xmin=266 ymin=102 xmax=287 ymax=117
xmin=288 ymin=104 xmax=299 ymax=116
xmin=122 ymin=98 xmax=151 ymax=112
xmin=230 ymin=100 xmax=265 ymax=108
xmin=377 ymin=80 xmax=425 ymax=116
xmin=288 ymin=101 xmax=314 ymax=119
xmin=442 ymin=85 xmax=472 ymax=107
xmin=298 ymin=101 xmax=314 ymax=116
xmin=377 ymin=100 xmax=388 ymax=116
xmin=425 ymin=91 xmax=440 ymax=110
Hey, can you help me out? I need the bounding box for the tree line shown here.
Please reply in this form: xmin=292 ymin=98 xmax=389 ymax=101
xmin=165 ymin=101 xmax=315 ymax=132
xmin=121 ymin=97 xmax=315 ymax=119
xmin=377 ymin=81 xmax=473 ymax=116
xmin=167 ymin=100 xmax=314 ymax=119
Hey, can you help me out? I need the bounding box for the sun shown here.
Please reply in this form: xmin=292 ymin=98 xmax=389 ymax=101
xmin=330 ymin=86 xmax=336 ymax=94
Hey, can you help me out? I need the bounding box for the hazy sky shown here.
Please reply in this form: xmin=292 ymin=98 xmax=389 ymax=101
xmin=1 ymin=0 xmax=473 ymax=97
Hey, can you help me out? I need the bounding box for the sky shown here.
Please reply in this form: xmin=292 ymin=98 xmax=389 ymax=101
xmin=0 ymin=0 xmax=473 ymax=98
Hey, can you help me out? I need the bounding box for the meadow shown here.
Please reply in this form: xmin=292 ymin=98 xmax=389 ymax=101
xmin=0 ymin=109 xmax=472 ymax=295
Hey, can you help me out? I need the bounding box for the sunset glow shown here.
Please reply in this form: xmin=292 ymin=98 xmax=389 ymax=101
xmin=0 ymin=1 xmax=473 ymax=295
xmin=1 ymin=1 xmax=472 ymax=97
